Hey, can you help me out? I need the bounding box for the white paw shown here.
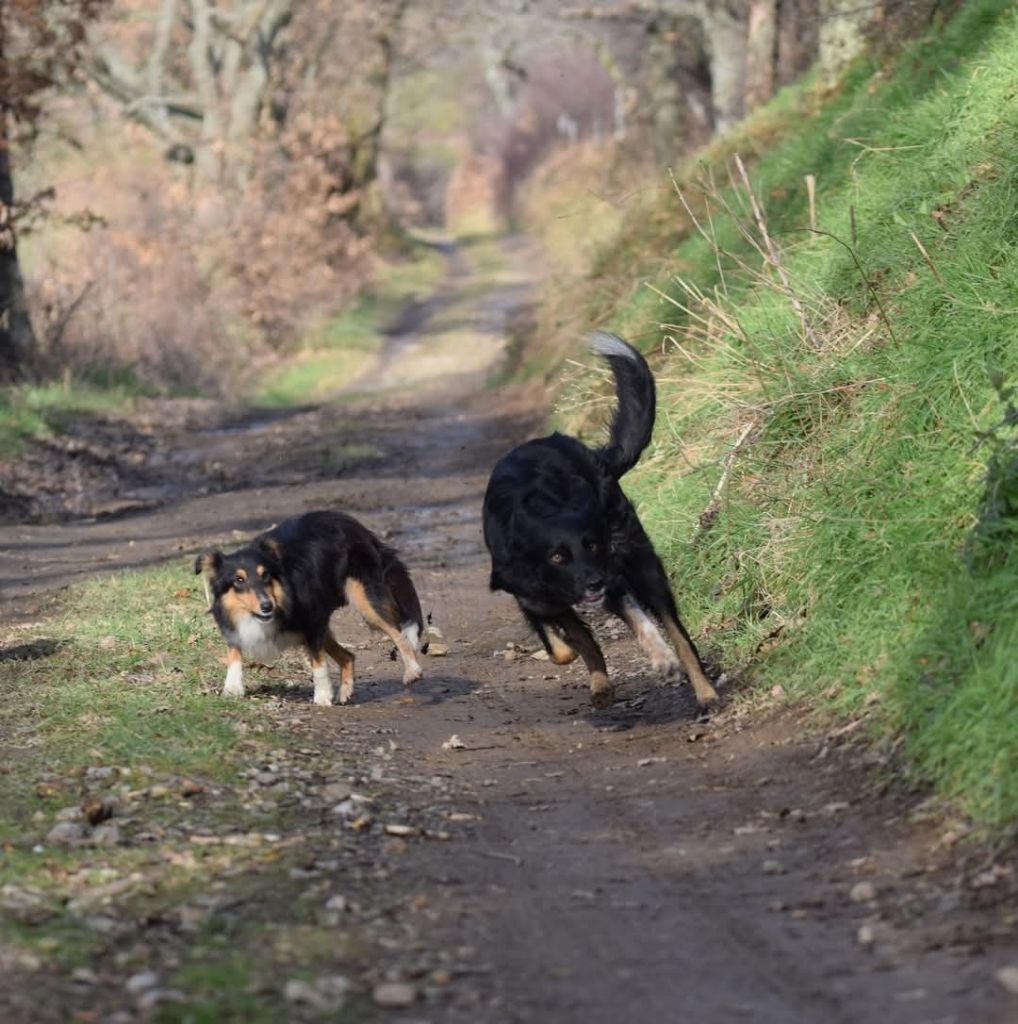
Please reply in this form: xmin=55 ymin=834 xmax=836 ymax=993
xmin=313 ymin=690 xmax=334 ymax=707
xmin=402 ymin=662 xmax=423 ymax=686
xmin=650 ymin=653 xmax=682 ymax=679
xmin=338 ymin=681 xmax=354 ymax=705
xmin=222 ymin=662 xmax=245 ymax=697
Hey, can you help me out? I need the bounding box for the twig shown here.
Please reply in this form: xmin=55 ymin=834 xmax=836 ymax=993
xmin=733 ymin=154 xmax=820 ymax=349
xmin=785 ymin=227 xmax=898 ymax=347
xmin=805 ymin=174 xmax=817 ymax=232
xmin=472 ymin=849 xmax=523 ymax=866
xmin=694 ymin=420 xmax=758 ymax=539
xmin=909 ymin=230 xmax=956 ymax=298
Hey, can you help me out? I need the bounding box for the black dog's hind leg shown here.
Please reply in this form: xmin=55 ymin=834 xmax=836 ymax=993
xmin=523 ymin=610 xmax=579 ymax=665
xmin=551 ymin=609 xmax=613 ymax=709
xmin=619 ymin=557 xmax=718 ymax=707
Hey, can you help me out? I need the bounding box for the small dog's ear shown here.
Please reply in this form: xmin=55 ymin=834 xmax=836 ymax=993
xmin=194 ymin=550 xmax=222 ymax=576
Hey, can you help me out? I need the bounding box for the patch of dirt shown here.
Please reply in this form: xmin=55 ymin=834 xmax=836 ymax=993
xmin=1 ymin=238 xmax=1017 ymax=1022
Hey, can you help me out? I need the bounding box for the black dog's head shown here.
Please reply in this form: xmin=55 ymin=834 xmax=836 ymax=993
xmin=194 ymin=541 xmax=287 ymax=625
xmin=490 ymin=474 xmax=612 ymax=610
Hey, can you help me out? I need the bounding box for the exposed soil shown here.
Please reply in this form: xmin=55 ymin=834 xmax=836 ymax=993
xmin=1 ymin=239 xmax=1017 ymax=1022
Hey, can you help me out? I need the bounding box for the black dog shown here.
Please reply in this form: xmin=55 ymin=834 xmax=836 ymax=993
xmin=195 ymin=510 xmax=425 ymax=705
xmin=483 ymin=332 xmax=718 ymax=709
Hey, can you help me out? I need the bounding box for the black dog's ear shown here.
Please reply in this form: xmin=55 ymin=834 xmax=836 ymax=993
xmin=194 ymin=549 xmax=222 ymax=577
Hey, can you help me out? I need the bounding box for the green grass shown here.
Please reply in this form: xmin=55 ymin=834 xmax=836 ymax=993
xmin=546 ymin=0 xmax=1018 ymax=826
xmin=0 ymin=382 xmax=140 ymax=456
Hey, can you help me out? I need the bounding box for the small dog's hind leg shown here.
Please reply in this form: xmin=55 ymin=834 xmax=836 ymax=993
xmin=617 ymin=595 xmax=681 ymax=677
xmin=345 ymin=579 xmax=423 ymax=685
xmin=324 ymin=631 xmax=356 ymax=705
xmin=223 ymin=647 xmax=245 ymax=697
xmin=553 ymin=610 xmax=613 ymax=708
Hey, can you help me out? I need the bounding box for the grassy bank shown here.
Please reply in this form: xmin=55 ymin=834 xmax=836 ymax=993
xmin=538 ymin=1 xmax=1018 ymax=825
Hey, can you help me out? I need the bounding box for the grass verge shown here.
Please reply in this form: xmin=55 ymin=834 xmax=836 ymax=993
xmin=539 ymin=0 xmax=1018 ymax=826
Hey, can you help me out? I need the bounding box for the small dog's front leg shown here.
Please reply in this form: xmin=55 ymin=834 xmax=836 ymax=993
xmin=310 ymin=653 xmax=335 ymax=706
xmin=223 ymin=647 xmax=245 ymax=697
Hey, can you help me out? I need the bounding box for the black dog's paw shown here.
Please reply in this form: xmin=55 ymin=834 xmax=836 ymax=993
xmin=590 ymin=686 xmax=616 ymax=710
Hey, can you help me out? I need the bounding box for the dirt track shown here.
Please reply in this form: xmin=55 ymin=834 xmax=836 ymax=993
xmin=1 ymin=241 xmax=1017 ymax=1022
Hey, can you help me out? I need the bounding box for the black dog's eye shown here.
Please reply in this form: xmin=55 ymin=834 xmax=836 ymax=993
xmin=549 ymin=551 xmax=567 ymax=565
xmin=583 ymin=539 xmax=599 ymax=552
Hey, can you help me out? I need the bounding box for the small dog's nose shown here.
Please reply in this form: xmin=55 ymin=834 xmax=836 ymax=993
xmin=259 ymin=598 xmax=273 ymax=614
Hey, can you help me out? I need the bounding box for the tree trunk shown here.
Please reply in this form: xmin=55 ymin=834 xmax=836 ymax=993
xmin=705 ymin=5 xmax=748 ymax=132
xmin=745 ymin=0 xmax=777 ymax=108
xmin=0 ymin=117 xmax=37 ymax=382
xmin=818 ymin=0 xmax=879 ymax=82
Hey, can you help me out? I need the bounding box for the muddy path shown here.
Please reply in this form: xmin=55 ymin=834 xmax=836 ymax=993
xmin=1 ymin=239 xmax=1017 ymax=1022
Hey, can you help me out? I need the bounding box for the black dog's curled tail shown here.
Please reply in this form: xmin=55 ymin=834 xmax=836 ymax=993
xmin=589 ymin=331 xmax=656 ymax=480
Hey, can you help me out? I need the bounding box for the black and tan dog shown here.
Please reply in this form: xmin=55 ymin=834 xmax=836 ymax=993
xmin=195 ymin=511 xmax=425 ymax=704
xmin=483 ymin=332 xmax=718 ymax=710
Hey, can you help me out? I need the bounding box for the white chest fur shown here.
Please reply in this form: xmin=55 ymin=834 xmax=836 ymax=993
xmin=232 ymin=616 xmax=301 ymax=664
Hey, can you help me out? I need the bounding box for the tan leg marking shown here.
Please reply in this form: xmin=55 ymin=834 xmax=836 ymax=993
xmin=663 ymin=617 xmax=718 ymax=706
xmin=345 ymin=578 xmax=422 ymax=685
xmin=324 ymin=631 xmax=356 ymax=705
xmin=546 ymin=628 xmax=579 ymax=665
xmin=555 ymin=610 xmax=613 ymax=709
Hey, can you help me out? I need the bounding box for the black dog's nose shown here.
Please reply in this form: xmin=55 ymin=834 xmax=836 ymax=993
xmin=259 ymin=598 xmax=273 ymax=614
xmin=586 ymin=579 xmax=605 ymax=594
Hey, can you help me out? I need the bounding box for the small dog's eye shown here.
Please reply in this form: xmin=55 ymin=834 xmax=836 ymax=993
xmin=233 ymin=576 xmax=245 ymax=589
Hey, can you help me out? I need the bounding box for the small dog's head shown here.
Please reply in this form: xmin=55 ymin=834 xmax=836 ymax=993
xmin=194 ymin=542 xmax=287 ymax=625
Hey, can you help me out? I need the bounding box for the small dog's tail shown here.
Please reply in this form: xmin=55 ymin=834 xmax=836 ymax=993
xmin=382 ymin=555 xmax=428 ymax=653
xmin=589 ymin=331 xmax=656 ymax=480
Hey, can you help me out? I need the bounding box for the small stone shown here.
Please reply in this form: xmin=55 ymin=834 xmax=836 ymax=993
xmin=428 ymin=642 xmax=450 ymax=656
xmin=857 ymin=924 xmax=876 ymax=948
xmin=372 ymin=981 xmax=417 ymax=1008
xmin=321 ymin=782 xmax=353 ymax=802
xmin=90 ymin=824 xmax=121 ymax=848
xmin=285 ymin=976 xmax=349 ymax=1010
xmin=55 ymin=805 xmax=81 ymax=822
xmin=71 ymin=968 xmax=99 ymax=985
xmin=849 ymin=881 xmax=877 ymax=904
xmin=384 ymin=824 xmax=418 ymax=837
xmin=441 ymin=734 xmax=466 ymax=750
xmin=46 ymin=821 xmax=86 ymax=847
xmin=761 ymin=860 xmax=785 ymax=875
xmin=996 ymin=966 xmax=1018 ymax=996
xmin=125 ymin=971 xmax=159 ymax=995
xmin=324 ymin=894 xmax=347 ymax=913
xmin=530 ymin=649 xmax=550 ymax=661
xmin=0 ymin=885 xmax=54 ymax=925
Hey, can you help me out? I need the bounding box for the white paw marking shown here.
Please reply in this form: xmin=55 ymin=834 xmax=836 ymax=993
xmin=222 ymin=661 xmax=245 ymax=697
xmin=312 ymin=663 xmax=334 ymax=706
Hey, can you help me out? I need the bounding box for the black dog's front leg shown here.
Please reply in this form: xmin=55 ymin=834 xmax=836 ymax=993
xmin=523 ymin=610 xmax=579 ymax=666
xmin=551 ymin=609 xmax=613 ymax=709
